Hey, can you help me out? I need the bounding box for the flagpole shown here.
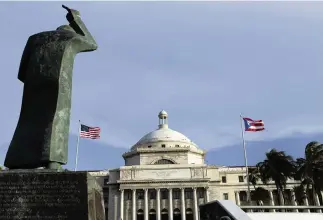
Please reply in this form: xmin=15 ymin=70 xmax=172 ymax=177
xmin=74 ymin=120 xmax=81 ymax=171
xmin=240 ymin=114 xmax=251 ymax=204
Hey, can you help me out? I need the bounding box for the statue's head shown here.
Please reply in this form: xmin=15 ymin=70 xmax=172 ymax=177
xmin=56 ymin=25 xmax=74 ymax=32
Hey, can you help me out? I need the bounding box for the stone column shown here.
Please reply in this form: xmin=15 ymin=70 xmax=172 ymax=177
xmin=304 ymin=196 xmax=309 ymax=205
xmin=157 ymin=188 xmax=161 ymax=220
xmin=193 ymin=188 xmax=199 ymax=220
xmin=303 ymin=190 xmax=310 ymax=213
xmin=268 ymin=190 xmax=276 ymax=212
xmin=235 ymin=191 xmax=240 ymax=206
xmin=181 ymin=188 xmax=186 ymax=220
xmin=290 ymin=189 xmax=298 ymax=212
xmin=314 ymin=193 xmax=322 ymax=213
xmin=169 ymin=188 xmax=173 ymax=220
xmin=315 ymin=193 xmax=321 ymax=205
xmin=114 ymin=194 xmax=118 ymax=220
xmin=204 ymin=187 xmax=209 ymax=203
xmin=144 ymin=189 xmax=149 ymax=220
xmin=249 ymin=191 xmax=254 ymax=213
xmin=120 ymin=189 xmax=124 ymax=220
xmin=132 ymin=189 xmax=137 ymax=220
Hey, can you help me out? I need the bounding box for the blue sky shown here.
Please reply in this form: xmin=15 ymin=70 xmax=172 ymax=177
xmin=0 ymin=2 xmax=322 ymax=170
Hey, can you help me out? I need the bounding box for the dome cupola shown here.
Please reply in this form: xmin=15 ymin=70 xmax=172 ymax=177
xmin=158 ymin=110 xmax=168 ymax=129
xmin=124 ymin=110 xmax=206 ymax=165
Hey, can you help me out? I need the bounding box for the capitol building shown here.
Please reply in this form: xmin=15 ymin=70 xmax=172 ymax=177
xmin=92 ymin=110 xmax=303 ymax=220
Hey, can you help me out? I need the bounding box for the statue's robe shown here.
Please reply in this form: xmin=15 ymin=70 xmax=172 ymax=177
xmin=5 ymin=21 xmax=97 ymax=169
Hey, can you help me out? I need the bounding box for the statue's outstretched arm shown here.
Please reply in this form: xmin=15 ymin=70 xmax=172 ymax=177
xmin=62 ymin=5 xmax=98 ymax=51
xmin=70 ymin=17 xmax=98 ymax=50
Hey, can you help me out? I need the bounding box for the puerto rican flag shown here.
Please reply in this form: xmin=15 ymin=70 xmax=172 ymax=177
xmin=243 ymin=117 xmax=265 ymax=132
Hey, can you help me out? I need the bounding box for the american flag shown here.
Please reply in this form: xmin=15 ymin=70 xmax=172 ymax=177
xmin=80 ymin=124 xmax=101 ymax=139
xmin=243 ymin=117 xmax=265 ymax=132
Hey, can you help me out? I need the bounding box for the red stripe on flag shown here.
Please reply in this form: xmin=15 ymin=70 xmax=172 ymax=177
xmin=250 ymin=122 xmax=264 ymax=127
xmin=246 ymin=127 xmax=265 ymax=132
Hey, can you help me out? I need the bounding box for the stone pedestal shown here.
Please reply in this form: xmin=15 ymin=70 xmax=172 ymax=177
xmin=0 ymin=170 xmax=105 ymax=220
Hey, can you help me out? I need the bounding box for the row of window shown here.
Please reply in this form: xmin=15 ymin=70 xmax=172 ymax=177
xmin=221 ymin=175 xmax=244 ymax=183
xmin=221 ymin=192 xmax=247 ymax=201
xmin=123 ymin=189 xmax=205 ymax=200
xmin=147 ymin=144 xmax=181 ymax=148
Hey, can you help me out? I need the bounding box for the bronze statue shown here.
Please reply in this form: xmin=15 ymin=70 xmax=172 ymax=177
xmin=4 ymin=5 xmax=98 ymax=170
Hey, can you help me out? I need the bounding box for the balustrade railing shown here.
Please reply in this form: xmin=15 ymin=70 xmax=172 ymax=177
xmin=240 ymin=205 xmax=323 ymax=213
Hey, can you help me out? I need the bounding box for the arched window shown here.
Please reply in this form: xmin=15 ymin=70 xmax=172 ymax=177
xmin=173 ymin=208 xmax=181 ymax=215
xmin=161 ymin=209 xmax=168 ymax=214
xmin=137 ymin=209 xmax=144 ymax=220
xmin=186 ymin=208 xmax=193 ymax=214
xmin=154 ymin=159 xmax=175 ymax=165
xmin=149 ymin=209 xmax=156 ymax=215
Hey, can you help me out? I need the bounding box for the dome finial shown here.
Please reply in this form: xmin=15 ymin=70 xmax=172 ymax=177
xmin=158 ymin=110 xmax=168 ymax=129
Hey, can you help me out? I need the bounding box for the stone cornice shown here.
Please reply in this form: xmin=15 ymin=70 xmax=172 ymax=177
xmin=119 ymin=185 xmax=209 ymax=190
xmin=116 ymin=178 xmax=210 ymax=184
xmin=123 ymin=147 xmax=205 ymax=158
xmin=211 ymin=181 xmax=300 ymax=188
xmin=132 ymin=140 xmax=200 ymax=149
xmin=119 ymin=164 xmax=207 ymax=170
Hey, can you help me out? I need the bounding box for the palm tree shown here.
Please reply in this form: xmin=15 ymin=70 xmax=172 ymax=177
xmin=294 ymin=141 xmax=323 ymax=206
xmin=251 ymin=188 xmax=269 ymax=205
xmin=246 ymin=167 xmax=270 ymax=205
xmin=293 ymin=185 xmax=306 ymax=205
xmin=247 ymin=167 xmax=260 ymax=189
xmin=256 ymin=149 xmax=295 ymax=205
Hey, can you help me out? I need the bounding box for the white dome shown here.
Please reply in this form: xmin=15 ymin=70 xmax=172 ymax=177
xmin=131 ymin=110 xmax=200 ymax=150
xmin=136 ymin=127 xmax=192 ymax=145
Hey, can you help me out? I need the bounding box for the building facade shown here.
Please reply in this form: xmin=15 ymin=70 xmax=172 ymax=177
xmin=90 ymin=110 xmax=322 ymax=220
